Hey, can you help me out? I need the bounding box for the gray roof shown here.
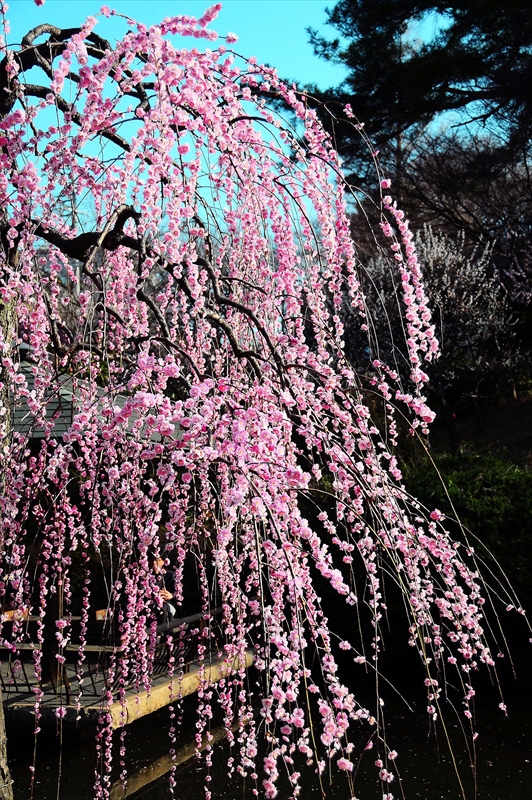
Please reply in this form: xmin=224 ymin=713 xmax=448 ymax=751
xmin=12 ymin=365 xmax=131 ymax=440
xmin=13 ymin=366 xmax=75 ymax=439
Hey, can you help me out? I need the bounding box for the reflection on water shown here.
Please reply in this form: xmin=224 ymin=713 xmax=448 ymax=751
xmin=7 ymin=643 xmax=532 ymax=800
xmin=109 ymin=721 xmax=239 ymax=800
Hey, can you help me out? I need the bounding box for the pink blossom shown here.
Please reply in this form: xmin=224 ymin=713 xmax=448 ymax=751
xmin=263 ymin=780 xmax=278 ymax=799
xmin=337 ymin=757 xmax=354 ymax=772
xmin=198 ymin=3 xmax=222 ymax=27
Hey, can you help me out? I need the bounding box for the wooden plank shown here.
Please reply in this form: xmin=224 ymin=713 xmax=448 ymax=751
xmin=104 ymin=650 xmax=254 ymax=729
xmin=2 ymin=651 xmax=254 ymax=731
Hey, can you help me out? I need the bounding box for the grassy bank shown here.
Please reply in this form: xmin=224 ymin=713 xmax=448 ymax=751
xmin=404 ymin=398 xmax=532 ymax=603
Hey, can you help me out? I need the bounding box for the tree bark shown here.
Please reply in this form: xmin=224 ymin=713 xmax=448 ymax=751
xmin=0 ymin=699 xmax=12 ymax=800
xmin=0 ymin=298 xmax=15 ymax=800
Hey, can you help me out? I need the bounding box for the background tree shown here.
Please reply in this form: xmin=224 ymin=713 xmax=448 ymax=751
xmin=307 ymin=0 xmax=532 ymax=407
xmin=345 ymin=227 xmax=519 ymax=449
xmin=306 ymin=0 xmax=532 ymax=256
xmin=0 ymin=5 xmax=522 ymax=799
xmin=308 ymin=0 xmax=532 ymax=175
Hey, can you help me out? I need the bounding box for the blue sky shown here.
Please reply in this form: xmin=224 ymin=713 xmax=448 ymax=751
xmin=6 ymin=1 xmax=348 ymax=90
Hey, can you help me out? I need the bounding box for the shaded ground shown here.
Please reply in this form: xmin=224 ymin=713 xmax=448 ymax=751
xmin=429 ymin=395 xmax=532 ymax=464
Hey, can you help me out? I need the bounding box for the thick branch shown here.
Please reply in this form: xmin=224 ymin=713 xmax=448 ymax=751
xmin=1 ymin=27 xmax=112 ymax=116
xmin=25 ymin=205 xmax=140 ymax=262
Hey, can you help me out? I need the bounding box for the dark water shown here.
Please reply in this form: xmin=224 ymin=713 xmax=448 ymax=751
xmin=6 ymin=630 xmax=532 ymax=800
xmin=7 ymin=688 xmax=532 ymax=799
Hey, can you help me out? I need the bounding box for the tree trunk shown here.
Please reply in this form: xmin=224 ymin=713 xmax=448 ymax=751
xmin=0 ymin=700 xmax=12 ymax=800
xmin=0 ymin=298 xmax=15 ymax=800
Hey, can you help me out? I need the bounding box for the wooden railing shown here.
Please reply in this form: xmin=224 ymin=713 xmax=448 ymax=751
xmin=0 ymin=608 xmax=225 ymax=702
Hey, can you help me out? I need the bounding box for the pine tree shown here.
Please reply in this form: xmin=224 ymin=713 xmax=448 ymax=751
xmin=308 ymin=0 xmax=532 ymax=174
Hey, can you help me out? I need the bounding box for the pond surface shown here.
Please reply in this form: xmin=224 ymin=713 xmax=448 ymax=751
xmin=6 ymin=635 xmax=532 ymax=800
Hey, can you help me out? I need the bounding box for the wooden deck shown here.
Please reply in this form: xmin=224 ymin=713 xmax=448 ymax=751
xmin=1 ymin=608 xmax=254 ymax=731
xmin=2 ymin=650 xmax=254 ymax=730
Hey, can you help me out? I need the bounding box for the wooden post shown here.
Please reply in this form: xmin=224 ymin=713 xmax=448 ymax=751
xmin=0 ymin=700 xmax=12 ymax=800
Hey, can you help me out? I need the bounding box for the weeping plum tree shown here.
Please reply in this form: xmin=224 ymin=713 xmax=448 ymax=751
xmin=0 ymin=4 xmax=521 ymax=799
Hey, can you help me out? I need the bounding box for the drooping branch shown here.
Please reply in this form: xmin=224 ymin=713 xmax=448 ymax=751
xmin=20 ymin=85 xmax=134 ymax=153
xmin=198 ymin=257 xmax=286 ymax=380
xmin=14 ymin=209 xmax=286 ymax=381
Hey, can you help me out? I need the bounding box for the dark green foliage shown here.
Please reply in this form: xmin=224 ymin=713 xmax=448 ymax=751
xmin=405 ymin=452 xmax=532 ymax=600
xmin=308 ymin=0 xmax=532 ymax=174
